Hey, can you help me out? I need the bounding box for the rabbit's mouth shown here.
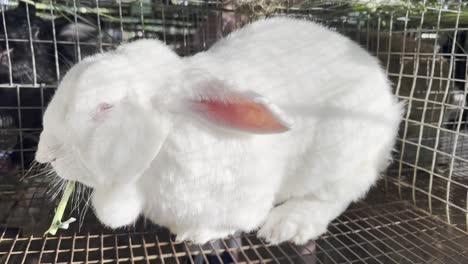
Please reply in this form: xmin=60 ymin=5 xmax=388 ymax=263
xmin=50 ymin=159 xmax=77 ymax=182
xmin=51 ymin=155 xmax=105 ymax=189
xmin=50 ymin=160 xmax=69 ymax=180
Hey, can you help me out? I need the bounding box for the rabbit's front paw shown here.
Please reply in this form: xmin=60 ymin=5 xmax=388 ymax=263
xmin=258 ymin=200 xmax=328 ymax=245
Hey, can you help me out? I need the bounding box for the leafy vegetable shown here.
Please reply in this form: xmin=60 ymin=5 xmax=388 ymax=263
xmin=44 ymin=181 xmax=76 ymax=236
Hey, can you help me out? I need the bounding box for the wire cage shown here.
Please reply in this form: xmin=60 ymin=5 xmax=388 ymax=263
xmin=0 ymin=0 xmax=467 ymax=263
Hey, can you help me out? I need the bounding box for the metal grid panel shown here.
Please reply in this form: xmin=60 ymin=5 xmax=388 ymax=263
xmin=0 ymin=0 xmax=467 ymax=263
xmin=356 ymin=0 xmax=468 ymax=233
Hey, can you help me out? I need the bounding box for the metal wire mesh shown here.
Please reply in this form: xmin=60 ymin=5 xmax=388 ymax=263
xmin=1 ymin=189 xmax=467 ymax=263
xmin=364 ymin=1 xmax=468 ymax=232
xmin=0 ymin=0 xmax=467 ymax=263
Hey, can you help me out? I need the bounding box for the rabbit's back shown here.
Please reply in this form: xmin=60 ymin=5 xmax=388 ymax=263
xmin=186 ymin=17 xmax=402 ymax=201
xmin=191 ymin=18 xmax=394 ymax=112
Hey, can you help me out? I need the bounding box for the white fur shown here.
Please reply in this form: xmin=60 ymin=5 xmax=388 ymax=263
xmin=36 ymin=17 xmax=403 ymax=245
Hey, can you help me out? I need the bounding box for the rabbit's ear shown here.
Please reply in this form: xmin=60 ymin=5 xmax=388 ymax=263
xmin=187 ymin=82 xmax=293 ymax=134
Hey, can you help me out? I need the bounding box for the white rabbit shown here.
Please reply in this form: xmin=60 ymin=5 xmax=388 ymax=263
xmin=35 ymin=17 xmax=403 ymax=245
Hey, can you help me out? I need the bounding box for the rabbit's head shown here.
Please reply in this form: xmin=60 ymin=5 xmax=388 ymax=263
xmin=36 ymin=39 xmax=292 ymax=188
xmin=35 ymin=40 xmax=176 ymax=187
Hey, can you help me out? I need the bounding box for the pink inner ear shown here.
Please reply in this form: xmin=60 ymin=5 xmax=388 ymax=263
xmin=191 ymin=92 xmax=291 ymax=134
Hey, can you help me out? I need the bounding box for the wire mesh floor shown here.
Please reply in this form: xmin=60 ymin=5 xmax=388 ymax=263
xmin=1 ymin=187 xmax=467 ymax=264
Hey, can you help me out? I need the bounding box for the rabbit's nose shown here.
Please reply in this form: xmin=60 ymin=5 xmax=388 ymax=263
xmin=36 ymin=131 xmax=64 ymax=164
xmin=36 ymin=140 xmax=57 ymax=164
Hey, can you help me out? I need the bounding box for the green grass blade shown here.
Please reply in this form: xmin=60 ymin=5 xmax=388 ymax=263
xmin=44 ymin=181 xmax=76 ymax=237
